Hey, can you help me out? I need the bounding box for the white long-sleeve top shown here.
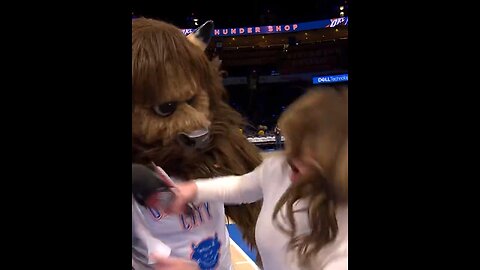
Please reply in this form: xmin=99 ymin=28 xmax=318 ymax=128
xmin=196 ymin=155 xmax=348 ymax=270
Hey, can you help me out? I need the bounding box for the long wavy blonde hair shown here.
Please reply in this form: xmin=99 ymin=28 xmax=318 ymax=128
xmin=273 ymin=86 xmax=348 ymax=267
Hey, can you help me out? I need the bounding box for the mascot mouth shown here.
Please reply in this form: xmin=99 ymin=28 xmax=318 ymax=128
xmin=177 ymin=128 xmax=211 ymax=150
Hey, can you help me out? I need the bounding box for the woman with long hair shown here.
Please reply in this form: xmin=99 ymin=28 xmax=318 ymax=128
xmin=168 ymin=86 xmax=348 ymax=270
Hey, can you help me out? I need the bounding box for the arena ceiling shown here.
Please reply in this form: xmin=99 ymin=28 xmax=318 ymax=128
xmin=132 ymin=0 xmax=348 ymax=29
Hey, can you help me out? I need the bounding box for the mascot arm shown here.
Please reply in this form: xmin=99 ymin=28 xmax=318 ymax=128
xmin=194 ymin=164 xmax=265 ymax=204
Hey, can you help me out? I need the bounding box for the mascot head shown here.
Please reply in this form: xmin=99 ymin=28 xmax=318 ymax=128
xmin=132 ymin=19 xmax=233 ymax=172
xmin=132 ymin=18 xmax=261 ymax=178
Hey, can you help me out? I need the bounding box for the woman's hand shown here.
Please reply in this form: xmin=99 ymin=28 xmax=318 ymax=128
xmin=167 ymin=181 xmax=198 ymax=214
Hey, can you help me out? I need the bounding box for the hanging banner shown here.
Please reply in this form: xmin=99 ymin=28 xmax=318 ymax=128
xmin=181 ymin=16 xmax=348 ymax=37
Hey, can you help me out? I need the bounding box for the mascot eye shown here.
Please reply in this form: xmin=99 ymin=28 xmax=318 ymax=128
xmin=153 ymin=102 xmax=177 ymax=117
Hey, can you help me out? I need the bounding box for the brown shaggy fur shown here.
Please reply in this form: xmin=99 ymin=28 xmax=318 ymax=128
xmin=132 ymin=18 xmax=262 ymax=255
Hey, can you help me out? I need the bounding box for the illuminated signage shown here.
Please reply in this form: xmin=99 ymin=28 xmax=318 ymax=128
xmin=181 ymin=16 xmax=348 ymax=37
xmin=182 ymin=28 xmax=194 ymax=35
xmin=312 ymin=74 xmax=348 ymax=84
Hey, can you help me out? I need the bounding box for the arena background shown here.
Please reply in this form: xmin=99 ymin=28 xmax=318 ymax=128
xmin=132 ymin=1 xmax=348 ymax=268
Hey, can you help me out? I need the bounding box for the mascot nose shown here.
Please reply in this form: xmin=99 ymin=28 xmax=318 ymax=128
xmin=177 ymin=128 xmax=210 ymax=150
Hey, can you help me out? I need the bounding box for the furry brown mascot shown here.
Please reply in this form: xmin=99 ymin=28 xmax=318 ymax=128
xmin=132 ymin=18 xmax=262 ymax=268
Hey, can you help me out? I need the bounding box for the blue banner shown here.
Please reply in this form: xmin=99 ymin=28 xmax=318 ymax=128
xmin=181 ymin=17 xmax=348 ymax=37
xmin=312 ymin=74 xmax=348 ymax=84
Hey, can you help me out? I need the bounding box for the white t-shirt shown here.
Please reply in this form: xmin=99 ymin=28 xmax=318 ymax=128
xmin=196 ymin=155 xmax=348 ymax=270
xmin=132 ymin=178 xmax=232 ymax=270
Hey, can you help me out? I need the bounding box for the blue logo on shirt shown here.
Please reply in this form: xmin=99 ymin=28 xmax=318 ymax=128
xmin=191 ymin=233 xmax=221 ymax=270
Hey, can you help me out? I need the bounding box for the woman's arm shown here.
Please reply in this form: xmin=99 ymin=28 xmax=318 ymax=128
xmin=194 ymin=168 xmax=263 ymax=204
xmin=169 ymin=162 xmax=266 ymax=213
